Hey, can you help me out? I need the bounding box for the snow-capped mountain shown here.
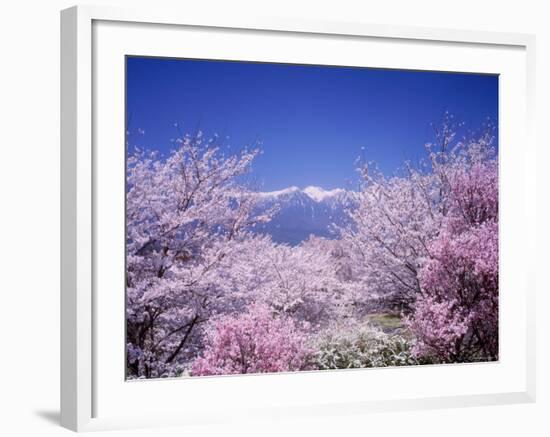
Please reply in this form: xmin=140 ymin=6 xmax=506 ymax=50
xmin=253 ymin=186 xmax=356 ymax=245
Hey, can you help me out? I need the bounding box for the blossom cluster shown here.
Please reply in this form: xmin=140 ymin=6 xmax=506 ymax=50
xmin=191 ymin=305 xmax=312 ymax=376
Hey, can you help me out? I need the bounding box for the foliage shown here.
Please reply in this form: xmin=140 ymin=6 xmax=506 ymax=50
xmin=313 ymin=324 xmax=418 ymax=370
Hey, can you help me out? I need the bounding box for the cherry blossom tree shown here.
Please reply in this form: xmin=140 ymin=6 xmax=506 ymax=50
xmin=191 ymin=304 xmax=313 ymax=376
xmin=340 ymin=116 xmax=497 ymax=313
xmin=218 ymin=234 xmax=352 ymax=328
xmin=126 ymin=132 xmax=269 ymax=378
xmin=407 ymin=156 xmax=498 ymax=362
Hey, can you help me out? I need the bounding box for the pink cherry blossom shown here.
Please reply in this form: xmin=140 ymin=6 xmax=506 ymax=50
xmin=191 ymin=304 xmax=313 ymax=376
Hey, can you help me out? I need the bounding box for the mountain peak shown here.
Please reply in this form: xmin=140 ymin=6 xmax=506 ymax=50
xmin=253 ymin=185 xmax=356 ymax=245
xmin=258 ymin=186 xmax=345 ymax=203
xmin=302 ymin=186 xmax=345 ymax=202
xmin=257 ymin=186 xmax=299 ymax=198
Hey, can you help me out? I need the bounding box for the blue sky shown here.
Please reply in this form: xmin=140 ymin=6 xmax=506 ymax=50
xmin=126 ymin=57 xmax=498 ymax=191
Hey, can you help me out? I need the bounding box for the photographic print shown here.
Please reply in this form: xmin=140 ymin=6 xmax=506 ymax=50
xmin=125 ymin=57 xmax=498 ymax=379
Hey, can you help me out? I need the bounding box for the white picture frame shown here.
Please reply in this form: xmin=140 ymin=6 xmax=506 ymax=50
xmin=60 ymin=4 xmax=536 ymax=432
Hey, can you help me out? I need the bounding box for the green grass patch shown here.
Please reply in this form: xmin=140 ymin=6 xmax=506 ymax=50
xmin=365 ymin=313 xmax=404 ymax=333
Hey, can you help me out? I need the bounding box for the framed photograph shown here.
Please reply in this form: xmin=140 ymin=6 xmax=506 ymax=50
xmin=61 ymin=5 xmax=536 ymax=432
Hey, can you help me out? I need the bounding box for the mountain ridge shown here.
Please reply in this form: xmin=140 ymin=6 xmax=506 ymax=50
xmin=253 ymin=186 xmax=356 ymax=245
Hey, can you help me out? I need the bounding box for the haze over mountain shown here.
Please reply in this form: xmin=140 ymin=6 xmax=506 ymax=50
xmin=253 ymin=186 xmax=357 ymax=245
